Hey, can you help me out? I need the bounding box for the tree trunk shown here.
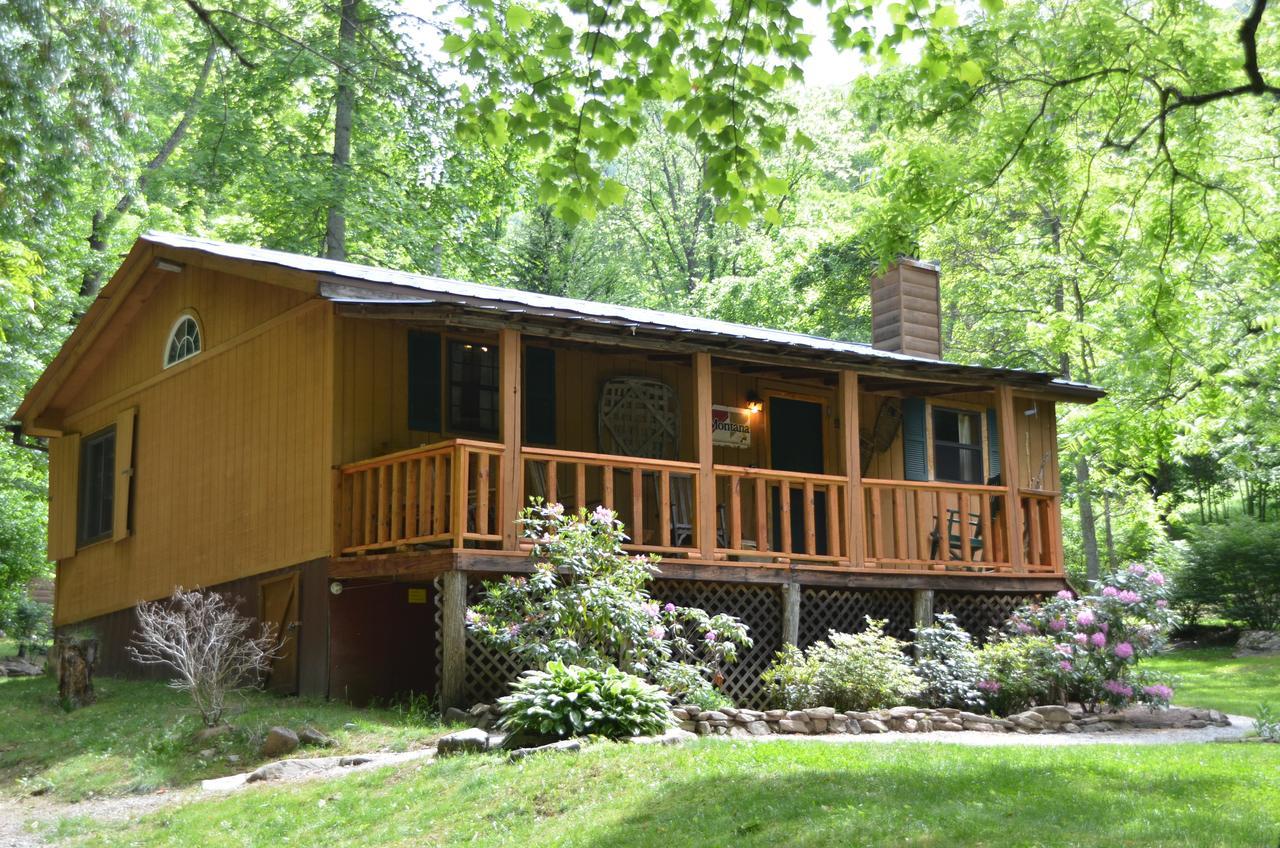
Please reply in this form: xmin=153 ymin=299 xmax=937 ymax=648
xmin=1077 ymin=455 xmax=1101 ymax=582
xmin=325 ymin=0 xmax=359 ymax=261
xmin=80 ymin=42 xmax=217 ymax=298
xmin=1102 ymin=488 xmax=1116 ymax=571
xmin=56 ymin=637 xmax=98 ymax=710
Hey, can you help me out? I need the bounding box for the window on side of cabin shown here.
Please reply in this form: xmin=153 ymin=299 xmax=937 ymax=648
xmin=448 ymin=340 xmax=498 ymax=437
xmin=931 ymin=407 xmax=984 ymax=484
xmin=77 ymin=426 xmax=116 ymax=546
xmin=164 ymin=313 xmax=202 ymax=368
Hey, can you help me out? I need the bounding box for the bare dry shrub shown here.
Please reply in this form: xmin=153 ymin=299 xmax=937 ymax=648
xmin=129 ymin=588 xmax=279 ymax=726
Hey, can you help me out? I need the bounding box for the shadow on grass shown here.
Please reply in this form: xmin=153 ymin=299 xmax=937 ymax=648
xmin=571 ymin=742 xmax=1280 ymax=848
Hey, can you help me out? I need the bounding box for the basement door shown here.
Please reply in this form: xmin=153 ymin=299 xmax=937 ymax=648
xmin=768 ymin=397 xmax=829 ymax=556
xmin=259 ymin=573 xmax=300 ymax=695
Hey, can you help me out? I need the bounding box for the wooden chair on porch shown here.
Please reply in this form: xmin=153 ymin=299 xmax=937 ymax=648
xmin=929 ymin=474 xmax=1003 ymax=567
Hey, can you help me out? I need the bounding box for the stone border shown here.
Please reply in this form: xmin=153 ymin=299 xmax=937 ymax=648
xmin=672 ymin=703 xmax=1233 ymax=737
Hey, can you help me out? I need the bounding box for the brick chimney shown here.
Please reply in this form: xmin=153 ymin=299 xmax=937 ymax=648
xmin=870 ymin=259 xmax=942 ymax=360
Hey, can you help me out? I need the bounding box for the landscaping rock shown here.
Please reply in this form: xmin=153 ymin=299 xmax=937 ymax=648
xmin=246 ymin=758 xmax=331 ymax=783
xmin=1234 ymin=629 xmax=1280 ymax=657
xmin=442 ymin=707 xmax=471 ymax=725
xmin=260 ymin=727 xmax=300 ymax=758
xmin=627 ymin=727 xmax=696 ymax=746
xmin=777 ymin=719 xmax=808 ymax=733
xmin=437 ymin=727 xmax=491 ymax=756
xmin=745 ymin=721 xmax=771 ymax=735
xmin=859 ymin=719 xmax=888 ymax=734
xmin=299 ymin=727 xmax=336 ymax=747
xmin=508 ymin=739 xmax=582 ymax=761
xmin=194 ymin=724 xmax=233 ymax=743
xmin=0 ymin=658 xmax=44 ymax=677
xmin=804 ymin=706 xmax=836 ymax=720
xmin=1030 ymin=705 xmax=1073 ymax=724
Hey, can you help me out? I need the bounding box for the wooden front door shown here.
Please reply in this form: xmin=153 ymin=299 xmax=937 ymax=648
xmin=259 ymin=573 xmax=300 ymax=695
xmin=769 ymin=397 xmax=829 ymax=555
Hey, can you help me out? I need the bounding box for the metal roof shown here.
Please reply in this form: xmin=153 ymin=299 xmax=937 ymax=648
xmin=143 ymin=231 xmax=1104 ymax=399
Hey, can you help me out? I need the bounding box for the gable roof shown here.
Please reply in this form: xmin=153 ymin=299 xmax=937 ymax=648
xmin=15 ymin=232 xmax=1103 ymax=430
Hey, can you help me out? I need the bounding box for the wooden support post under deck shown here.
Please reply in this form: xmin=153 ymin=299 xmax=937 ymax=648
xmin=439 ymin=570 xmax=467 ymax=709
xmin=499 ymin=328 xmax=522 ymax=549
xmin=996 ymin=385 xmax=1026 ymax=572
xmin=911 ymin=588 xmax=935 ymax=657
xmin=695 ymin=352 xmax=715 ymax=561
xmin=782 ymin=581 xmax=802 ymax=647
xmin=839 ymin=372 xmax=866 ymax=568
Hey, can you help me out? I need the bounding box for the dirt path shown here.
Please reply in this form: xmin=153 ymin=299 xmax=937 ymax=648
xmin=0 ymin=789 xmax=195 ymax=848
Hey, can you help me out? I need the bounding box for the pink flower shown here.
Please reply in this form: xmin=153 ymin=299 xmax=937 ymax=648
xmin=641 ymin=602 xmax=660 ymax=618
xmin=977 ymin=680 xmax=1001 ymax=693
xmin=663 ymin=602 xmax=676 ymax=613
xmin=1147 ymin=571 xmax=1166 ymax=587
xmin=1128 ymin=563 xmax=1147 ymax=575
xmin=648 ymin=625 xmax=667 ymax=640
xmin=1059 ymin=661 xmax=1073 ymax=672
xmin=1103 ymin=680 xmax=1133 ymax=698
xmin=1142 ymin=684 xmax=1173 ymax=701
xmin=1076 ymin=609 xmax=1096 ymax=627
xmin=1090 ymin=632 xmax=1107 ymax=648
xmin=1099 ymin=622 xmax=1110 ymax=634
xmin=1073 ymin=633 xmax=1089 ymax=646
xmin=506 ymin=623 xmax=521 ymax=637
xmin=1056 ymin=590 xmax=1074 ymax=599
xmin=1155 ymin=599 xmax=1169 ymax=609
xmin=592 ymin=505 xmax=616 ymax=524
xmin=704 ymin=631 xmax=717 ymax=642
xmin=1117 ymin=590 xmax=1141 ymax=605
xmin=1101 ymin=586 xmax=1119 ymax=597
xmin=1114 ymin=642 xmax=1134 ymax=659
xmin=1054 ymin=643 xmax=1074 ymax=657
xmin=1015 ymin=622 xmax=1034 ymax=635
xmin=1049 ymin=618 xmax=1066 ymax=632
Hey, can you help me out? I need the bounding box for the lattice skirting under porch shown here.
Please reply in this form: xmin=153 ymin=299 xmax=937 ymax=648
xmin=935 ymin=591 xmax=1045 ymax=644
xmin=649 ymin=580 xmax=784 ymax=708
xmin=435 ymin=575 xmax=1043 ymax=707
xmin=797 ymin=587 xmax=914 ymax=647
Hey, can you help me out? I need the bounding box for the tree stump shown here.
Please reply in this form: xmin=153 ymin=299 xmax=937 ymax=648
xmin=56 ymin=636 xmax=98 ymax=710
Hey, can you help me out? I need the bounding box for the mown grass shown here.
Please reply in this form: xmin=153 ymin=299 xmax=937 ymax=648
xmin=72 ymin=740 xmax=1280 ymax=848
xmin=1146 ymin=646 xmax=1280 ymax=717
xmin=0 ymin=675 xmax=449 ymax=801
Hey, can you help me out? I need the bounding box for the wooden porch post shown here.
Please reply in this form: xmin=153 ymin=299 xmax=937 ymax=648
xmin=781 ymin=581 xmax=802 ymax=647
xmin=912 ymin=588 xmax=935 ymax=658
xmin=694 ymin=352 xmax=716 ymax=561
xmin=839 ymin=371 xmax=866 ymax=568
xmin=996 ymin=385 xmax=1026 ymax=572
xmin=499 ymin=328 xmax=522 ymax=549
xmin=439 ymin=570 xmax=467 ymax=709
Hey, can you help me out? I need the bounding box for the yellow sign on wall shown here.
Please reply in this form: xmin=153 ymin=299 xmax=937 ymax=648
xmin=407 ymin=588 xmax=427 ymax=604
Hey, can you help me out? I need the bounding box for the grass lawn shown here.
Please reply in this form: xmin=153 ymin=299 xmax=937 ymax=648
xmin=1146 ymin=646 xmax=1280 ymax=717
xmin=72 ymin=739 xmax=1280 ymax=848
xmin=0 ymin=675 xmax=449 ymax=801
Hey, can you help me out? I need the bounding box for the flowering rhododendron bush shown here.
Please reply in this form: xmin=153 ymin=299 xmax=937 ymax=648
xmin=992 ymin=564 xmax=1177 ymax=711
xmin=467 ymin=501 xmax=750 ymax=706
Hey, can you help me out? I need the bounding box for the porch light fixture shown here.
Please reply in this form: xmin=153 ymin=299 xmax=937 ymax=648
xmin=329 ymin=581 xmax=344 ymax=596
xmin=745 ymin=391 xmax=763 ymax=415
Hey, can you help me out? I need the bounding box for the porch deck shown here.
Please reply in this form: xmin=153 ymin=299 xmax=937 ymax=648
xmin=332 ymin=438 xmax=1063 ymax=577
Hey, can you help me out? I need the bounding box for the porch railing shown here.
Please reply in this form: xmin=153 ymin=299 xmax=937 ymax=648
xmin=335 ymin=443 xmax=1062 ymax=575
xmin=713 ymin=465 xmax=847 ymax=564
xmin=334 ymin=438 xmax=503 ymax=554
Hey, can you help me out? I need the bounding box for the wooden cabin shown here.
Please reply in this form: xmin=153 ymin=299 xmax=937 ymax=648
xmin=14 ymin=233 xmax=1102 ymax=706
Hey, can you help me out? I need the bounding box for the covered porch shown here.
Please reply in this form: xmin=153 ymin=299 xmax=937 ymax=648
xmin=330 ymin=324 xmax=1065 ymax=578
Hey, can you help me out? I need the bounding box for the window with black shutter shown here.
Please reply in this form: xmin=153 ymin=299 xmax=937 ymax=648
xmin=77 ymin=426 xmax=116 ymax=546
xmin=932 ymin=407 xmax=984 ymax=484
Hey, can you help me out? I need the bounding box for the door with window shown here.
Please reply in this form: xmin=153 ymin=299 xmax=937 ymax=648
xmin=768 ymin=396 xmax=828 ymax=555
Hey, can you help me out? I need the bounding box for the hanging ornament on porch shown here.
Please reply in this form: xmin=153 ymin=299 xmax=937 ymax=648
xmin=598 ymin=377 xmax=679 ymax=459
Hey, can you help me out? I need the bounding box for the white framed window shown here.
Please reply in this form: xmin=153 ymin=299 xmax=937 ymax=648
xmin=164 ymin=312 xmax=202 ymax=368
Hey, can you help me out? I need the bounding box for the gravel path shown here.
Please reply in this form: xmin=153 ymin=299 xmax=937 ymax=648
xmin=727 ymin=713 xmax=1256 ymax=747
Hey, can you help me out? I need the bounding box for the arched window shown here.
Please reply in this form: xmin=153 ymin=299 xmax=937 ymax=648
xmin=164 ymin=313 xmax=202 ymax=368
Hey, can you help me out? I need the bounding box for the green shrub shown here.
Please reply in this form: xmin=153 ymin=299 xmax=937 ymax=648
xmin=497 ymin=661 xmax=671 ymax=740
xmin=468 ymin=502 xmax=750 ymax=705
xmin=976 ymin=635 xmax=1058 ymax=714
xmin=911 ymin=612 xmax=983 ymax=709
xmin=1182 ymin=519 xmax=1280 ymax=629
xmin=761 ymin=619 xmax=921 ymax=711
xmin=1255 ymin=703 xmax=1280 ymax=743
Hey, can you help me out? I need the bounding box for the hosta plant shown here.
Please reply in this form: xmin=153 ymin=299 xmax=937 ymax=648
xmin=498 ymin=661 xmax=671 ymax=740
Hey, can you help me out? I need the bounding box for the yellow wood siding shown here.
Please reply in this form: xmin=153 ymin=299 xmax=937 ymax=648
xmin=49 ymin=268 xmax=330 ymax=626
